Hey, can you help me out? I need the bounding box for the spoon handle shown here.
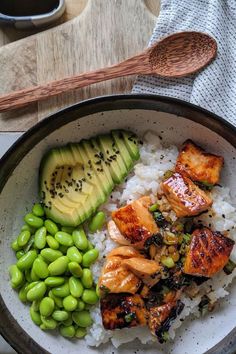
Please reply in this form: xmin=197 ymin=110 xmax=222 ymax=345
xmin=0 ymin=52 xmax=150 ymax=112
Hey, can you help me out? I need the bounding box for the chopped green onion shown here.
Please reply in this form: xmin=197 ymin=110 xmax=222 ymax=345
xmin=199 ymin=295 xmax=210 ymax=316
xmin=124 ymin=312 xmax=136 ymax=323
xmin=183 ymin=233 xmax=192 ymax=244
xmin=149 ymin=203 xmax=160 ymax=212
xmin=161 ymin=256 xmax=175 ymax=268
xmin=161 ymin=331 xmax=170 ymax=342
xmin=196 ymin=181 xmax=214 ymax=191
xmin=153 ymin=211 xmax=167 ymax=227
xmin=163 ymin=170 xmax=174 ymax=180
xmin=223 ymin=259 xmax=236 ymax=275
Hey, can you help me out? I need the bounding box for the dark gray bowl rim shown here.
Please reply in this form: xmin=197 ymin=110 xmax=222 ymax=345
xmin=0 ymin=94 xmax=235 ymax=354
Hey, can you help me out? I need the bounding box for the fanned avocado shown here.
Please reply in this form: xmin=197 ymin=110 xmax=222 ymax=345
xmin=39 ymin=130 xmax=140 ymax=226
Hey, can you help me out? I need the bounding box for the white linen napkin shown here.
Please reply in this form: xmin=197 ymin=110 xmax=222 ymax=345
xmin=133 ymin=0 xmax=236 ymax=126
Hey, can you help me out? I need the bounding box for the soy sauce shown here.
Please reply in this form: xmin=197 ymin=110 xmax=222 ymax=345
xmin=0 ymin=0 xmax=60 ymax=17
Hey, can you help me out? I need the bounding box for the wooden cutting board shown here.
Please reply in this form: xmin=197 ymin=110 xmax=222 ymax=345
xmin=0 ymin=0 xmax=159 ymax=132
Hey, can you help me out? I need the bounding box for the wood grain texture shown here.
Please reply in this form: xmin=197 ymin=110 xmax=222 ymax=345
xmin=0 ymin=31 xmax=217 ymax=113
xmin=0 ymin=53 xmax=152 ymax=112
xmin=0 ymin=0 xmax=159 ymax=131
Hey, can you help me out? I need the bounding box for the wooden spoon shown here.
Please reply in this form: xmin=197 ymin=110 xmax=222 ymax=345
xmin=0 ymin=31 xmax=217 ymax=112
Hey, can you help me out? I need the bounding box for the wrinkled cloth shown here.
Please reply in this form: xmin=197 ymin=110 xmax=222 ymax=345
xmin=133 ymin=0 xmax=236 ymax=125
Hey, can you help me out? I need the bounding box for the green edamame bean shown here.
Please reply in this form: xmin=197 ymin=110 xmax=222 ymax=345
xmin=25 ymin=269 xmax=32 ymax=283
xmin=86 ymin=241 xmax=94 ymax=251
xmin=40 ymin=324 xmax=47 ymax=330
xmin=82 ymin=289 xmax=99 ymax=305
xmin=69 ymin=277 xmax=83 ymax=298
xmin=68 ymin=262 xmax=83 ymax=278
xmin=25 ymin=281 xmax=40 ymax=293
xmin=31 ymin=267 xmax=40 ymax=281
xmin=27 ymin=281 xmax=47 ymax=302
xmin=45 ymin=277 xmax=65 ymax=287
xmin=52 ymin=282 xmax=70 ymax=298
xmin=9 ymin=265 xmax=24 ymax=289
xmin=48 ymin=290 xmax=63 ymax=308
xmin=17 ymin=230 xmax=31 ymax=247
xmin=34 ymin=227 xmax=47 ymax=249
xmin=81 ymin=269 xmax=93 ymax=289
xmin=48 ymin=256 xmax=69 ymax=276
xmin=41 ymin=316 xmax=57 ymax=329
xmin=44 ymin=219 xmax=58 ymax=236
xmin=39 ymin=297 xmax=55 ymax=317
xmin=82 ymin=249 xmax=99 ymax=267
xmin=88 ymin=211 xmax=106 ymax=233
xmin=32 ymin=203 xmax=45 ymax=217
xmin=46 ymin=236 xmax=59 ymax=250
xmin=76 ymin=300 xmax=85 ymax=311
xmin=75 ymin=327 xmax=87 ymax=338
xmin=67 ymin=246 xmax=82 ymax=263
xmin=62 ymin=312 xmax=73 ymax=326
xmin=24 ymin=213 xmax=44 ymax=229
xmin=17 ymin=250 xmax=37 ymax=270
xmin=60 ymin=325 xmax=75 ymax=338
xmin=16 ymin=250 xmax=25 ymax=260
xmin=11 ymin=239 xmax=21 ymax=252
xmin=55 ymin=232 xmax=73 ymax=247
xmin=72 ymin=311 xmax=92 ymax=327
xmin=21 ymin=224 xmax=35 ymax=233
xmin=41 ymin=248 xmax=63 ymax=263
xmin=58 ymin=245 xmax=69 ymax=254
xmin=30 ymin=306 xmax=42 ymax=326
xmin=95 ymin=283 xmax=100 ymax=298
xmin=18 ymin=283 xmax=29 ymax=302
xmin=32 ymin=299 xmax=41 ymax=312
xmin=63 ymin=295 xmax=78 ymax=311
xmin=72 ymin=227 xmax=88 ymax=251
xmin=33 ymin=258 xmax=49 ymax=279
xmin=52 ymin=310 xmax=69 ymax=322
xmin=61 ymin=226 xmax=74 ymax=234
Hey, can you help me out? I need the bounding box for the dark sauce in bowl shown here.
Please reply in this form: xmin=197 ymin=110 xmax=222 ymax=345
xmin=0 ymin=0 xmax=60 ymax=17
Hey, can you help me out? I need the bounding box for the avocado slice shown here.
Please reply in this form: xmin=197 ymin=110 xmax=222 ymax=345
xmin=97 ymin=134 xmax=128 ymax=184
xmin=81 ymin=139 xmax=114 ymax=195
xmin=111 ymin=131 xmax=133 ymax=172
xmin=39 ymin=131 xmax=140 ymax=227
xmin=121 ymin=130 xmax=140 ymax=161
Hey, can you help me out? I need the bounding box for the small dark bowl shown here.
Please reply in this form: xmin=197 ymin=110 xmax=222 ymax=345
xmin=0 ymin=0 xmax=65 ymax=29
xmin=0 ymin=94 xmax=235 ymax=354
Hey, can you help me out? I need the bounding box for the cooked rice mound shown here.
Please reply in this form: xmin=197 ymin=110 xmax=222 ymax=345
xmin=84 ymin=132 xmax=236 ymax=348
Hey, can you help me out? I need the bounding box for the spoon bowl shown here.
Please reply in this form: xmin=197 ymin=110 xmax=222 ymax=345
xmin=148 ymin=32 xmax=217 ymax=77
xmin=0 ymin=31 xmax=217 ymax=112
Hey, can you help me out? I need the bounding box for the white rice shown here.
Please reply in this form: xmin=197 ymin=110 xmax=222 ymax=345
xmin=85 ymin=132 xmax=236 ymax=348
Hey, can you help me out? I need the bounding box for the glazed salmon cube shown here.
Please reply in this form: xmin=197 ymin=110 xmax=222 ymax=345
xmin=148 ymin=300 xmax=184 ymax=342
xmin=107 ymin=246 xmax=144 ymax=259
xmin=101 ymin=293 xmax=148 ymax=330
xmin=107 ymin=220 xmax=131 ymax=246
xmin=184 ymin=228 xmax=235 ymax=277
xmin=175 ymin=140 xmax=224 ymax=185
xmin=112 ymin=196 xmax=159 ymax=248
xmin=123 ymin=257 xmax=162 ymax=287
xmin=98 ymin=256 xmax=141 ymax=295
xmin=161 ymin=172 xmax=212 ymax=217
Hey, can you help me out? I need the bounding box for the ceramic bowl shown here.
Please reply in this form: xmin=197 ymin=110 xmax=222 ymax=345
xmin=0 ymin=0 xmax=65 ymax=29
xmin=0 ymin=95 xmax=236 ymax=354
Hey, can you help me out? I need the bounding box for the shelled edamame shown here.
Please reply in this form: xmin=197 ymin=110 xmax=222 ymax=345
xmin=9 ymin=203 xmax=101 ymax=339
